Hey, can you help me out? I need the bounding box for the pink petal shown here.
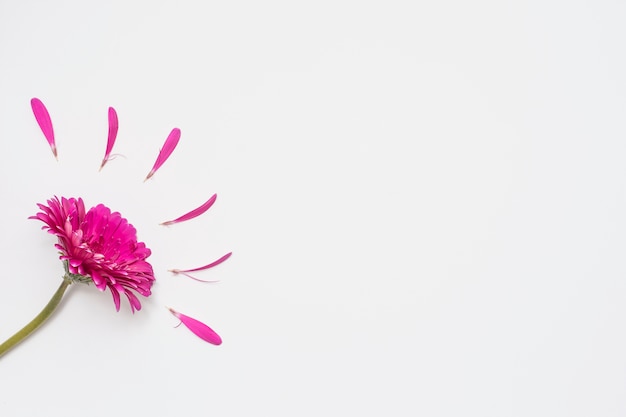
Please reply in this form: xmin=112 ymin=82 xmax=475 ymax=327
xmin=144 ymin=128 xmax=181 ymax=181
xmin=100 ymin=107 xmax=118 ymax=170
xmin=160 ymin=194 xmax=217 ymax=226
xmin=169 ymin=308 xmax=222 ymax=345
xmin=31 ymin=98 xmax=57 ymax=159
xmin=170 ymin=252 xmax=232 ymax=281
xmin=109 ymin=286 xmax=122 ymax=312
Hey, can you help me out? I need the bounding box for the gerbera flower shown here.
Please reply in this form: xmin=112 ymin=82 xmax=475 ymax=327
xmin=30 ymin=196 xmax=155 ymax=312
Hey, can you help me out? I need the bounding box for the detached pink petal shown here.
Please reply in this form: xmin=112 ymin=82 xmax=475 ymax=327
xmin=160 ymin=194 xmax=217 ymax=226
xmin=31 ymin=98 xmax=57 ymax=159
xmin=100 ymin=107 xmax=118 ymax=170
xmin=173 ymin=252 xmax=232 ymax=273
xmin=169 ymin=308 xmax=222 ymax=345
xmin=170 ymin=252 xmax=232 ymax=281
xmin=144 ymin=128 xmax=181 ymax=181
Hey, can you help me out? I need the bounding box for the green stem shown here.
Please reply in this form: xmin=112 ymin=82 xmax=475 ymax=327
xmin=0 ymin=278 xmax=71 ymax=359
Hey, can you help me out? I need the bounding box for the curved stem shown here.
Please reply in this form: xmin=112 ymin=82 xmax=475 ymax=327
xmin=0 ymin=278 xmax=71 ymax=359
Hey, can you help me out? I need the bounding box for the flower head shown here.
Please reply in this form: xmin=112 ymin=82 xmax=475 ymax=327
xmin=30 ymin=196 xmax=155 ymax=312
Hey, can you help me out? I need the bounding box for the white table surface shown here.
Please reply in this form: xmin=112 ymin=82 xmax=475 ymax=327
xmin=1 ymin=1 xmax=625 ymax=416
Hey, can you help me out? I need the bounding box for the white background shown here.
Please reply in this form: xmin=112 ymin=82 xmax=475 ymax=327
xmin=1 ymin=1 xmax=625 ymax=416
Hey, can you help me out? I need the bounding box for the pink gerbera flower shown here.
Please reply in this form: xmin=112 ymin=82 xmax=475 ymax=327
xmin=30 ymin=196 xmax=155 ymax=312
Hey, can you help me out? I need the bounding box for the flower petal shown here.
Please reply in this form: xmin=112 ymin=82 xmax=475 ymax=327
xmin=169 ymin=252 xmax=232 ymax=281
xmin=109 ymin=285 xmax=122 ymax=312
xmin=144 ymin=128 xmax=181 ymax=181
xmin=160 ymin=194 xmax=217 ymax=226
xmin=100 ymin=107 xmax=118 ymax=170
xmin=31 ymin=98 xmax=57 ymax=159
xmin=169 ymin=308 xmax=222 ymax=345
